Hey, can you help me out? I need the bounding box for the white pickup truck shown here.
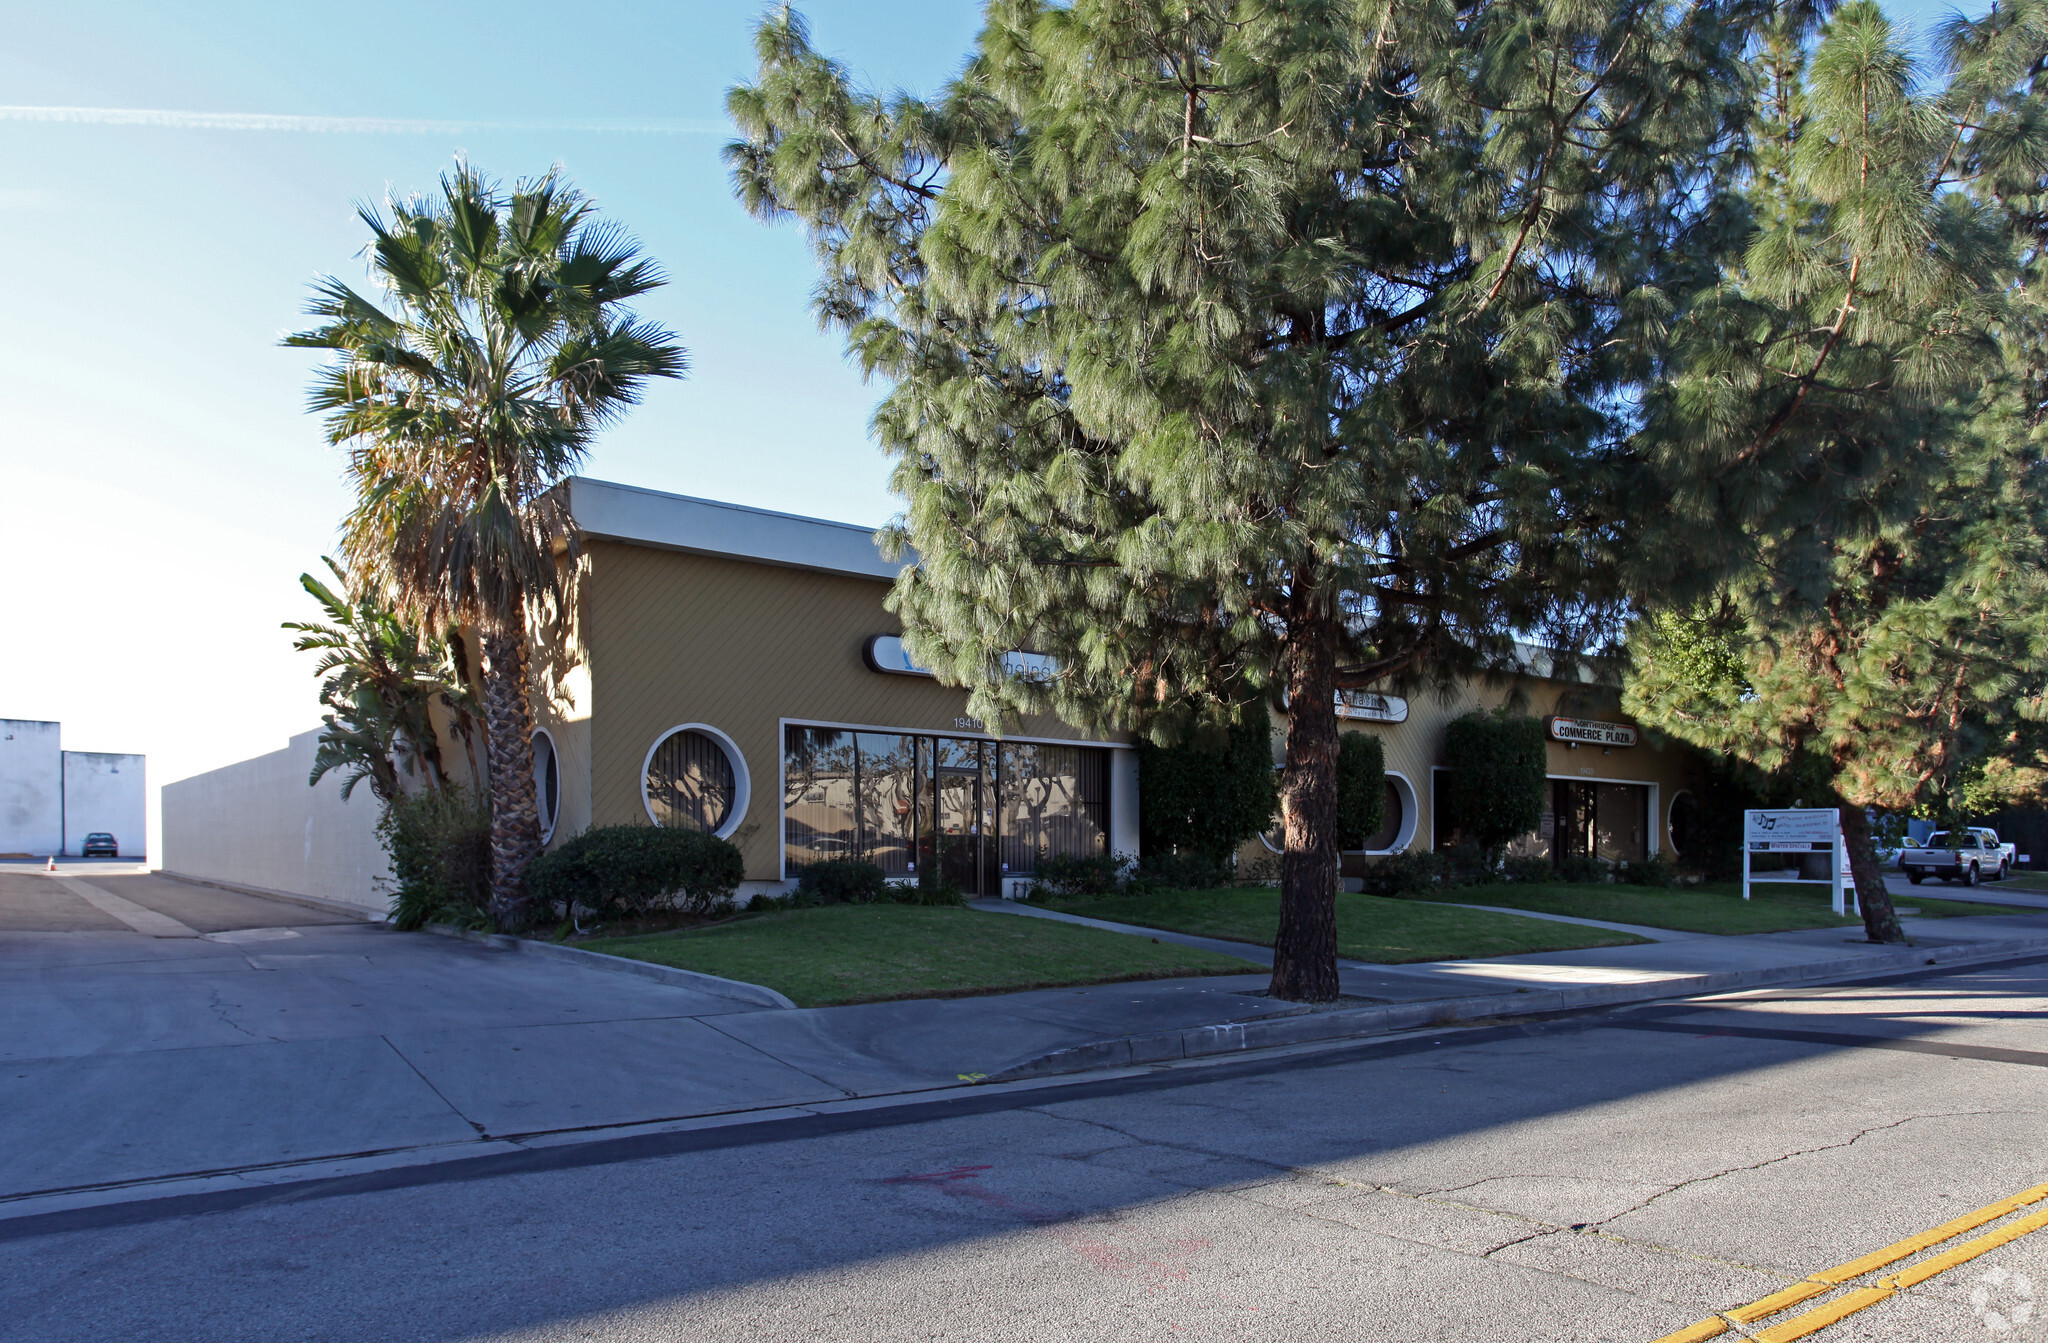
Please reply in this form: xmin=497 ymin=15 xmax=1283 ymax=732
xmin=1897 ymin=830 xmax=2011 ymax=885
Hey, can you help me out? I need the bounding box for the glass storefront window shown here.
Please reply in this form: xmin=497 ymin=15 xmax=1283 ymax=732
xmin=998 ymin=743 xmax=1108 ymax=874
xmin=783 ymin=725 xmax=1110 ymax=889
xmin=781 ymin=727 xmax=856 ymax=866
xmin=858 ymin=733 xmax=919 ymax=877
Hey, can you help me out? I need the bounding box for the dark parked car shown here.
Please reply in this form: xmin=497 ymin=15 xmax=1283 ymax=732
xmin=80 ymin=833 xmax=118 ymax=857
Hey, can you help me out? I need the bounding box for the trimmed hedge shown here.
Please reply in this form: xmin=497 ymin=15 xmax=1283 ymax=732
xmin=1440 ymin=708 xmax=1547 ymax=853
xmin=794 ymin=859 xmax=887 ymax=905
xmin=526 ymin=824 xmax=743 ymax=919
xmin=1137 ymin=713 xmax=1277 ymax=861
xmin=1336 ymin=731 xmax=1386 ymax=851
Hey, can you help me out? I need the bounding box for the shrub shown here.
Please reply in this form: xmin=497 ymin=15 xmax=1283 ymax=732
xmin=1619 ymin=855 xmax=1678 ymax=887
xmin=1501 ymin=855 xmax=1556 ymax=884
xmin=379 ymin=787 xmax=491 ymax=930
xmin=794 ymin=859 xmax=887 ymax=906
xmin=1441 ymin=841 xmax=1500 ymax=887
xmin=1358 ymin=850 xmax=1448 ymax=896
xmin=1236 ymin=851 xmax=1282 ymax=886
xmin=1031 ymin=851 xmax=1125 ymax=898
xmin=1440 ymin=709 xmax=1548 ymax=854
xmin=1128 ymin=850 xmax=1229 ymax=893
xmin=1554 ymin=852 xmax=1610 ymax=884
xmin=895 ymin=867 xmax=965 ymax=906
xmin=1137 ymin=712 xmax=1277 ymax=861
xmin=525 ymin=824 xmax=744 ymax=920
xmin=1336 ymin=732 xmax=1386 ymax=851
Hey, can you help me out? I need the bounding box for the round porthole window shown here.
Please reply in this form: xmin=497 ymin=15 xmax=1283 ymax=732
xmin=642 ymin=725 xmax=748 ymax=838
xmin=531 ymin=729 xmax=561 ymax=843
xmin=1669 ymin=789 xmax=1699 ymax=857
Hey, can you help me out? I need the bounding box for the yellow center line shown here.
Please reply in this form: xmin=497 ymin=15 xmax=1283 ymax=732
xmin=1648 ymin=1179 xmax=2048 ymax=1343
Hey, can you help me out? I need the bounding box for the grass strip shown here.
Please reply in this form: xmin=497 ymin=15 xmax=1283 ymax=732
xmin=585 ymin=903 xmax=1260 ymax=1007
xmin=1042 ymin=888 xmax=1648 ymax=963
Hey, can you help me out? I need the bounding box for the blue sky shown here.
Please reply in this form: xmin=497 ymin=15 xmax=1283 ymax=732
xmin=0 ymin=0 xmax=1980 ymax=851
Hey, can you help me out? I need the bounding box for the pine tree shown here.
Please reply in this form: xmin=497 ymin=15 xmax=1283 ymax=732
xmin=1625 ymin=2 xmax=2047 ymax=941
xmin=730 ymin=0 xmax=1763 ymax=999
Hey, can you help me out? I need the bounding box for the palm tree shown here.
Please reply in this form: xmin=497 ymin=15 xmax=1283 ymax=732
xmin=286 ymin=557 xmax=475 ymax=802
xmin=288 ymin=163 xmax=686 ymax=927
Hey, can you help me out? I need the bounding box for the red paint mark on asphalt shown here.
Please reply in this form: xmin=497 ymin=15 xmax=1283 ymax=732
xmin=881 ymin=1164 xmax=1224 ymax=1297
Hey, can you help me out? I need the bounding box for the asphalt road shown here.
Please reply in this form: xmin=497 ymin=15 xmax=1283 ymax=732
xmin=5 ymin=946 xmax=2046 ymax=1341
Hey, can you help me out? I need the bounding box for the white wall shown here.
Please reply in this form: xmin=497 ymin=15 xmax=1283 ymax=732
xmin=0 ymin=719 xmax=63 ymax=857
xmin=62 ymin=752 xmax=146 ymax=858
xmin=160 ymin=727 xmax=389 ymax=914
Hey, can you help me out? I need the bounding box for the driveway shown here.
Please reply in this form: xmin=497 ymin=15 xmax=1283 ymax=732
xmin=0 ymin=871 xmax=1314 ymax=1205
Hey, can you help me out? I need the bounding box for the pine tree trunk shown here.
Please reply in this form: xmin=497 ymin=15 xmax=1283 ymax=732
xmin=1838 ymin=800 xmax=1906 ymax=944
xmin=480 ymin=617 xmax=544 ymax=931
xmin=1269 ymin=618 xmax=1341 ymax=1002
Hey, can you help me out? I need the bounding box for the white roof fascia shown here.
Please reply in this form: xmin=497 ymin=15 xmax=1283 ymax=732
xmin=565 ymin=477 xmax=906 ymax=582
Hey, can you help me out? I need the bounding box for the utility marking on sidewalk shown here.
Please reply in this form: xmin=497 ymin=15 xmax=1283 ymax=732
xmin=45 ymin=874 xmax=199 ymax=938
xmin=1649 ymin=1179 xmax=2048 ymax=1342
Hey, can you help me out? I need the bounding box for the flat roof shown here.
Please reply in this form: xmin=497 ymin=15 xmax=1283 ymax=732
xmin=565 ymin=477 xmax=904 ymax=581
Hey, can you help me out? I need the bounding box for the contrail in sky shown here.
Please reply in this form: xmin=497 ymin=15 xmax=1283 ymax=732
xmin=0 ymin=105 xmax=722 ymax=134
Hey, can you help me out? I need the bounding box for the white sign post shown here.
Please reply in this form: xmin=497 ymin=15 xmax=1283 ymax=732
xmin=1743 ymin=809 xmax=1859 ymax=916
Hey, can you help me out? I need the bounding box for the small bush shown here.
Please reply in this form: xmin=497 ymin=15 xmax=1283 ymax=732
xmin=1619 ymin=855 xmax=1678 ymax=887
xmin=895 ymin=867 xmax=965 ymax=906
xmin=526 ymin=824 xmax=744 ymax=921
xmin=1358 ymin=850 xmax=1448 ymax=896
xmin=1031 ymin=852 xmax=1125 ymax=898
xmin=1441 ymin=841 xmax=1500 ymax=887
xmin=794 ymin=859 xmax=887 ymax=906
xmin=1231 ymin=850 xmax=1281 ymax=886
xmin=1129 ymin=850 xmax=1229 ymax=893
xmin=379 ymin=787 xmax=491 ymax=930
xmin=1554 ymin=852 xmax=1610 ymax=884
xmin=1501 ymin=855 xmax=1556 ymax=884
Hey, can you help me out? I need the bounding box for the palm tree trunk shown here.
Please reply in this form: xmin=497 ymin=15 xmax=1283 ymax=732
xmin=480 ymin=616 xmax=544 ymax=930
xmin=1270 ymin=613 xmax=1342 ymax=1002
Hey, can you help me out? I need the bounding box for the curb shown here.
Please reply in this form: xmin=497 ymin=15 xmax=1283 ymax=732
xmin=420 ymin=925 xmax=796 ymax=1010
xmin=985 ymin=935 xmax=2048 ymax=1083
xmin=155 ymin=872 xmax=381 ymax=922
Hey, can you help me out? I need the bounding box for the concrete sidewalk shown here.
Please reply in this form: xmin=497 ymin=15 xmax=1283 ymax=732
xmin=8 ymin=869 xmax=2048 ymax=1220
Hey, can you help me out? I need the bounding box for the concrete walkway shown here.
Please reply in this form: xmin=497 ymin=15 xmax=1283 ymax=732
xmin=9 ymin=870 xmax=2048 ymax=1220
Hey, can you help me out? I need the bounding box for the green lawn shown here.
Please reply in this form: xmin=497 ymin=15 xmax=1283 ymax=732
xmin=584 ymin=903 xmax=1261 ymax=1007
xmin=1429 ymin=881 xmax=2040 ymax=934
xmin=1042 ymin=889 xmax=1649 ymax=963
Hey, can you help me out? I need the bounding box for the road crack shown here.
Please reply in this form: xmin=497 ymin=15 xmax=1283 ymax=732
xmin=204 ymin=987 xmax=264 ymax=1041
xmin=1586 ymin=1108 xmax=2007 ymax=1230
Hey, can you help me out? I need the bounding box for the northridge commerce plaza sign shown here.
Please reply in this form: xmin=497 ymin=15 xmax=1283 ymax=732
xmin=1545 ymin=716 xmax=1638 ymax=748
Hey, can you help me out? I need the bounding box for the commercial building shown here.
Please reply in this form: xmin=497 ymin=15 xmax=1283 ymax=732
xmin=163 ymin=477 xmax=1708 ymax=910
xmin=1249 ymin=673 xmax=1700 ymax=889
xmin=534 ymin=478 xmax=1137 ymax=900
xmin=0 ymin=718 xmax=146 ymax=859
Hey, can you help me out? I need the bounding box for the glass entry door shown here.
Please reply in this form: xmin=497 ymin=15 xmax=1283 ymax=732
xmin=1552 ymin=779 xmax=1648 ymax=865
xmin=932 ymin=738 xmax=996 ymax=894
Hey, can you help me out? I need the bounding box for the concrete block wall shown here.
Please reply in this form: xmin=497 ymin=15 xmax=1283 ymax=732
xmin=160 ymin=728 xmax=390 ymax=914
xmin=0 ymin=719 xmax=63 ymax=857
xmin=61 ymin=751 xmax=145 ymax=858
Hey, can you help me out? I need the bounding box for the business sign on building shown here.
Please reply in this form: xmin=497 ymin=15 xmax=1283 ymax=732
xmin=863 ymin=635 xmax=1057 ymax=683
xmin=1336 ymin=689 xmax=1408 ymax=723
xmin=1545 ymin=716 xmax=1638 ymax=748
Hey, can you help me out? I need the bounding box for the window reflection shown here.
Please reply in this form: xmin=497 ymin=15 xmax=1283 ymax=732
xmin=783 ymin=725 xmax=1110 ymax=888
